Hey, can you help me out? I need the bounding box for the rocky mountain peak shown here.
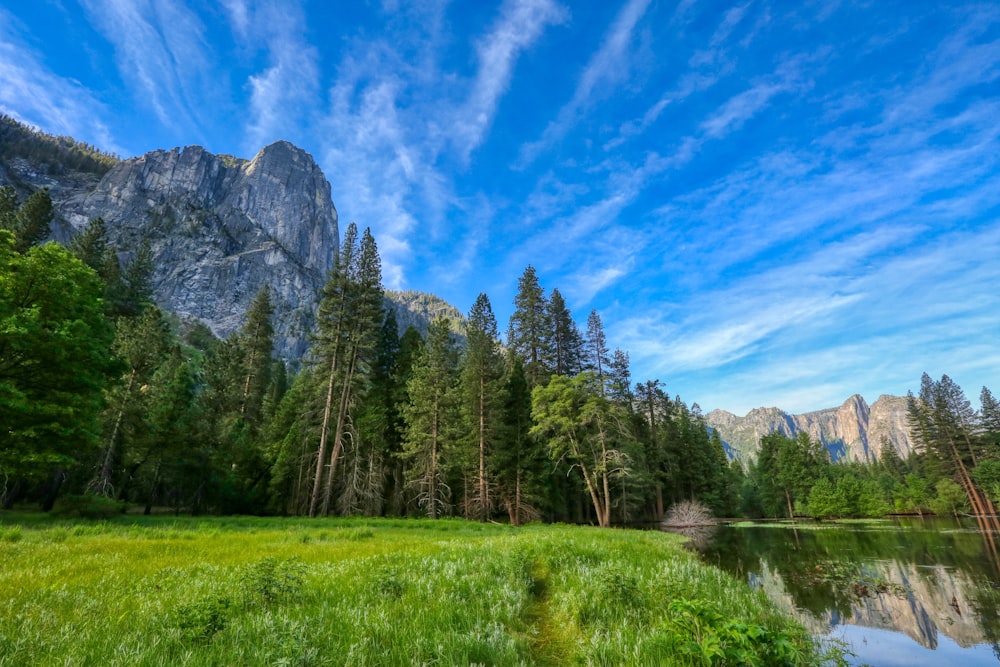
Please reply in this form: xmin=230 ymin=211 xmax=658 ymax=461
xmin=58 ymin=141 xmax=339 ymax=359
xmin=706 ymin=394 xmax=915 ymax=462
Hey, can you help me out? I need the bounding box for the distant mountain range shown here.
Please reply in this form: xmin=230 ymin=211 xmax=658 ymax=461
xmin=706 ymin=394 xmax=915 ymax=462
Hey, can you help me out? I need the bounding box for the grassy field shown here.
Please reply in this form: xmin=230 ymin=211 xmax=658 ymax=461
xmin=0 ymin=514 xmax=839 ymax=666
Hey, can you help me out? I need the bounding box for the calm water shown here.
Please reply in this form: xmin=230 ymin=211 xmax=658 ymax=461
xmin=691 ymin=518 xmax=1000 ymax=666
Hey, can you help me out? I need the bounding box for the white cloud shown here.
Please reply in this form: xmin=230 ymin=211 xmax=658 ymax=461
xmin=517 ymin=0 xmax=652 ymax=166
xmin=79 ymin=0 xmax=214 ymax=137
xmin=0 ymin=8 xmax=120 ymax=152
xmin=452 ymin=0 xmax=567 ymax=161
xmin=223 ymin=0 xmax=320 ymax=153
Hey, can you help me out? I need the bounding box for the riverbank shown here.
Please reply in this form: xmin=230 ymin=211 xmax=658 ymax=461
xmin=0 ymin=514 xmax=837 ymax=666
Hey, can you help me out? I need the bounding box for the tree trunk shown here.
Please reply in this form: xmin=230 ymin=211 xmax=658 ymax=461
xmin=92 ymin=369 xmax=136 ymax=497
xmin=309 ymin=354 xmax=339 ymax=516
xmin=478 ymin=376 xmax=488 ymax=521
xmin=430 ymin=404 xmax=439 ymax=520
xmin=320 ymin=347 xmax=361 ymax=515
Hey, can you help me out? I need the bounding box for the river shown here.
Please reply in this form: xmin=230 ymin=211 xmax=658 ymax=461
xmin=691 ymin=518 xmax=1000 ymax=666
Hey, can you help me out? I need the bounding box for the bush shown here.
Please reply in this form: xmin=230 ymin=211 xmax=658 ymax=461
xmin=175 ymin=595 xmax=232 ymax=642
xmin=662 ymin=500 xmax=713 ymax=527
xmin=238 ymin=557 xmax=306 ymax=606
xmin=51 ymin=494 xmax=124 ymax=519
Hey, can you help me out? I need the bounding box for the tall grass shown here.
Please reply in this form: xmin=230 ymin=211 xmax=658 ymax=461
xmin=0 ymin=514 xmax=837 ymax=666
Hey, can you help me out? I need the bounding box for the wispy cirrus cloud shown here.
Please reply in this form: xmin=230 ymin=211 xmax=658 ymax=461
xmin=78 ymin=0 xmax=214 ymax=138
xmin=316 ymin=0 xmax=567 ymax=289
xmin=222 ymin=0 xmax=320 ymax=153
xmin=517 ymin=0 xmax=651 ymax=166
xmin=0 ymin=8 xmax=119 ymax=152
xmin=452 ymin=0 xmax=567 ymax=162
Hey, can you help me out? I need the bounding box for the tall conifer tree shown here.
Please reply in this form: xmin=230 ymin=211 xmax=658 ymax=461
xmin=402 ymin=317 xmax=459 ymax=518
xmin=507 ymin=266 xmax=550 ymax=388
xmin=460 ymin=293 xmax=505 ymax=520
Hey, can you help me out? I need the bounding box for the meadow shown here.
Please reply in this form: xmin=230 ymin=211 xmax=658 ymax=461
xmin=0 ymin=514 xmax=839 ymax=666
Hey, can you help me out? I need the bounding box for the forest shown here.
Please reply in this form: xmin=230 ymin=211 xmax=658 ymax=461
xmin=2 ymin=186 xmax=999 ymax=528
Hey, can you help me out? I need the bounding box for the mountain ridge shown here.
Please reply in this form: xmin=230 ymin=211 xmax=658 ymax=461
xmin=706 ymin=394 xmax=914 ymax=462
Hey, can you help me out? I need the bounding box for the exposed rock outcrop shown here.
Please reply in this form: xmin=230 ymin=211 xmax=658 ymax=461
xmin=706 ymin=395 xmax=915 ymax=462
xmin=9 ymin=141 xmax=341 ymax=360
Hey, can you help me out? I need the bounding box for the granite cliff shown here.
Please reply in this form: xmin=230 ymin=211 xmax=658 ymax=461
xmin=706 ymin=394 xmax=914 ymax=462
xmin=3 ymin=138 xmax=339 ymax=360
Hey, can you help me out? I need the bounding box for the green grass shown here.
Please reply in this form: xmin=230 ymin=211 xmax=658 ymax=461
xmin=0 ymin=514 xmax=838 ymax=666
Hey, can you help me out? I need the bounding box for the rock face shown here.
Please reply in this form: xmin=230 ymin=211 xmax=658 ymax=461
xmin=706 ymin=395 xmax=915 ymax=462
xmin=55 ymin=142 xmax=339 ymax=359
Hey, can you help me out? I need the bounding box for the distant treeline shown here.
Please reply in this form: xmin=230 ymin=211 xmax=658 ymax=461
xmin=0 ymin=114 xmax=119 ymax=177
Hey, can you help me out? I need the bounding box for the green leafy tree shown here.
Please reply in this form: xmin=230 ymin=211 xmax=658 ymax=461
xmin=531 ymin=373 xmax=633 ymax=527
xmin=0 ymin=233 xmax=117 ymax=505
xmin=754 ymin=432 xmax=825 ymax=518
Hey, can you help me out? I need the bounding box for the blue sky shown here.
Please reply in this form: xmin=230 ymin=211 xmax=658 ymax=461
xmin=2 ymin=0 xmax=999 ymax=416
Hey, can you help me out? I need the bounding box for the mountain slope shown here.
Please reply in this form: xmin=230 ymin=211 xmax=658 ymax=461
xmin=706 ymin=394 xmax=914 ymax=462
xmin=2 ymin=136 xmax=339 ymax=360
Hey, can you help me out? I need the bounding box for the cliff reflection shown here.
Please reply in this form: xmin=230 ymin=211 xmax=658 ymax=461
xmin=695 ymin=519 xmax=1000 ymax=657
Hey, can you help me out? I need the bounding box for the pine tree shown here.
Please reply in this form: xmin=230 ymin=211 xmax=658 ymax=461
xmin=402 ymin=317 xmax=459 ymax=518
xmin=908 ymin=374 xmax=999 ymax=532
xmin=608 ymin=348 xmax=633 ymax=410
xmin=493 ymin=356 xmax=545 ymax=525
xmin=548 ymin=288 xmax=584 ymax=377
xmin=507 ymin=266 xmax=550 ymax=388
xmin=459 ymin=293 xmax=505 ymax=521
xmin=10 ymin=188 xmax=53 ymax=253
xmin=309 ymin=224 xmax=383 ymax=516
xmin=88 ymin=306 xmax=171 ymax=497
xmin=585 ymin=310 xmax=610 ymax=395
xmin=236 ymin=287 xmax=275 ymax=429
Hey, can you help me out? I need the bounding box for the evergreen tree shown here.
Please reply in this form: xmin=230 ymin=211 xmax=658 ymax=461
xmin=548 ymin=288 xmax=584 ymax=377
xmin=507 ymin=266 xmax=550 ymax=388
xmin=908 ymin=374 xmax=999 ymax=531
xmin=608 ymin=348 xmax=633 ymax=410
xmin=236 ymin=287 xmax=275 ymax=429
xmin=402 ymin=317 xmax=459 ymax=518
xmin=308 ymin=224 xmax=383 ymax=516
xmin=88 ymin=306 xmax=172 ymax=497
xmin=493 ymin=356 xmax=546 ymax=525
xmin=5 ymin=188 xmax=53 ymax=253
xmin=389 ymin=326 xmax=424 ymax=514
xmin=585 ymin=310 xmax=610 ymax=395
xmin=117 ymin=242 xmax=155 ymax=317
xmin=69 ymin=217 xmax=110 ymax=272
xmin=459 ymin=293 xmax=505 ymax=521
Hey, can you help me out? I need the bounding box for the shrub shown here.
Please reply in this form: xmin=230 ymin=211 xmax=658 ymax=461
xmin=176 ymin=595 xmax=232 ymax=642
xmin=238 ymin=557 xmax=306 ymax=606
xmin=51 ymin=494 xmax=123 ymax=519
xmin=662 ymin=500 xmax=714 ymax=527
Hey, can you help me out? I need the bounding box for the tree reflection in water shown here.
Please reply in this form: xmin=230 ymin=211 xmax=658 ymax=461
xmin=692 ymin=518 xmax=1000 ymax=666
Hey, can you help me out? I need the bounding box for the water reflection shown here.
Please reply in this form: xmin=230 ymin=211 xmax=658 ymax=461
xmin=694 ymin=519 xmax=1000 ymax=665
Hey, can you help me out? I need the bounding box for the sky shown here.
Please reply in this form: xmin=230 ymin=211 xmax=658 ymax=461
xmin=1 ymin=0 xmax=999 ymax=416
